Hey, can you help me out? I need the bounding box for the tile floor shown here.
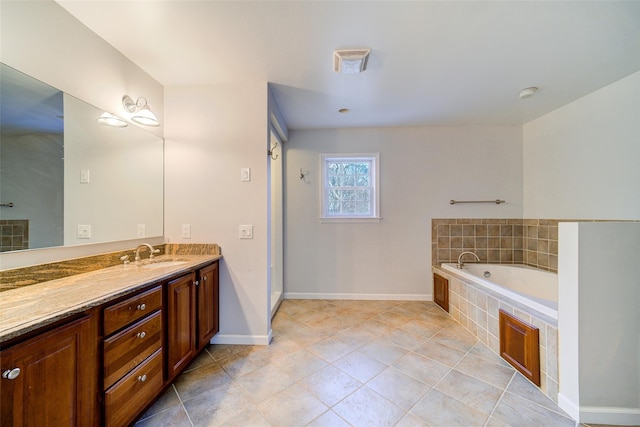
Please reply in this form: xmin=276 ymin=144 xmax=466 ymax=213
xmin=136 ymin=299 xmax=579 ymax=427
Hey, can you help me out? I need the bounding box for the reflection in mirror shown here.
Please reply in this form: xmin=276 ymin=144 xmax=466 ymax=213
xmin=0 ymin=63 xmax=164 ymax=253
xmin=0 ymin=64 xmax=64 ymax=251
xmin=63 ymin=95 xmax=163 ymax=245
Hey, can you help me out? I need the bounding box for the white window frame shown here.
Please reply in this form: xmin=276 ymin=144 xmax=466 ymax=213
xmin=319 ymin=153 xmax=381 ymax=223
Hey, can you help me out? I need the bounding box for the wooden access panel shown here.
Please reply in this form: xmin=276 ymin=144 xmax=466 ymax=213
xmin=433 ymin=273 xmax=449 ymax=312
xmin=499 ymin=309 xmax=540 ymax=386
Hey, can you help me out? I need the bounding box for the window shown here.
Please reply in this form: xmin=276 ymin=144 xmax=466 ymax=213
xmin=320 ymin=153 xmax=380 ymax=221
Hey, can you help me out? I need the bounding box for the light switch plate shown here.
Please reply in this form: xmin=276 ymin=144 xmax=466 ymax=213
xmin=241 ymin=168 xmax=251 ymax=182
xmin=80 ymin=169 xmax=90 ymax=183
xmin=239 ymin=225 xmax=253 ymax=239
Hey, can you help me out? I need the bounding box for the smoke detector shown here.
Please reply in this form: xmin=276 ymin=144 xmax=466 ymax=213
xmin=333 ymin=49 xmax=371 ymax=74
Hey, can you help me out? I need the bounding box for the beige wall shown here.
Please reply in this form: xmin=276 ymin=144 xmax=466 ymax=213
xmin=523 ymin=71 xmax=640 ymax=220
xmin=164 ymin=83 xmax=272 ymax=343
xmin=284 ymin=126 xmax=523 ymax=299
xmin=558 ymin=222 xmax=640 ymax=425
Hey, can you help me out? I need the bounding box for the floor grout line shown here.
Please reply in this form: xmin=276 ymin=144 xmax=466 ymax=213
xmin=139 ymin=299 xmax=578 ymax=426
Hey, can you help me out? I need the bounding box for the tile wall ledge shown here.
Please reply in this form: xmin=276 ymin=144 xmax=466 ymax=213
xmin=0 ymin=243 xmax=221 ymax=292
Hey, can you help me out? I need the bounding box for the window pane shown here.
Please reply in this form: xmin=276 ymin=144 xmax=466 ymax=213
xmin=322 ymin=154 xmax=378 ymax=219
xmin=341 ymin=175 xmax=355 ymax=186
xmin=343 ymin=201 xmax=356 ymax=213
xmin=356 ymin=190 xmax=370 ymax=201
xmin=356 ymin=163 xmax=369 ymax=175
xmin=342 ymin=190 xmax=356 ymax=200
xmin=356 ymin=201 xmax=370 ymax=214
xmin=356 ymin=174 xmax=369 ymax=186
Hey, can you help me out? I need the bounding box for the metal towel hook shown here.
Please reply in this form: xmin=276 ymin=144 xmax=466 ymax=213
xmin=268 ymin=141 xmax=279 ymax=160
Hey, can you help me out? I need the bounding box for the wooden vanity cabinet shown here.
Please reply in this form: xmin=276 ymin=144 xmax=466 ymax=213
xmin=1 ymin=259 xmax=220 ymax=426
xmin=166 ymin=272 xmax=197 ymax=381
xmin=0 ymin=315 xmax=98 ymax=427
xmin=196 ymin=262 xmax=220 ymax=351
xmin=103 ymin=285 xmax=163 ymax=427
xmin=166 ymin=261 xmax=220 ymax=380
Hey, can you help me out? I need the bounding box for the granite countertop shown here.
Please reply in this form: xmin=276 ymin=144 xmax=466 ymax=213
xmin=0 ymin=254 xmax=222 ymax=344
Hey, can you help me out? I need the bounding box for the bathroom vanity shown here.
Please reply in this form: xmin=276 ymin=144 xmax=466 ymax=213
xmin=0 ymin=254 xmax=220 ymax=426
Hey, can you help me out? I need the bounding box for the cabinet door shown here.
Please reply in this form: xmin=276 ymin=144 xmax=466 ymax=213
xmin=166 ymin=273 xmax=196 ymax=381
xmin=197 ymin=262 xmax=219 ymax=351
xmin=434 ymin=273 xmax=449 ymax=312
xmin=0 ymin=316 xmax=95 ymax=427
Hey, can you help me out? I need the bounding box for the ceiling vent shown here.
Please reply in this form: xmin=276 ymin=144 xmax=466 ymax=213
xmin=333 ymin=49 xmax=371 ymax=74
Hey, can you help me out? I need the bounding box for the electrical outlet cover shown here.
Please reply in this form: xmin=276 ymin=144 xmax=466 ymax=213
xmin=77 ymin=224 xmax=92 ymax=239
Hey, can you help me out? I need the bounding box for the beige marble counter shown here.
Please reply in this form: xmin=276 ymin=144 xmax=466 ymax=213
xmin=0 ymin=254 xmax=221 ymax=344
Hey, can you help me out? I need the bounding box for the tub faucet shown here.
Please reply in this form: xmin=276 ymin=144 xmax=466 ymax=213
xmin=457 ymin=251 xmax=480 ymax=269
xmin=134 ymin=243 xmax=160 ymax=262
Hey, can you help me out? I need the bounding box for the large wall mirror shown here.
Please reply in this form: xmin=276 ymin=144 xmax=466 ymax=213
xmin=0 ymin=63 xmax=163 ymax=253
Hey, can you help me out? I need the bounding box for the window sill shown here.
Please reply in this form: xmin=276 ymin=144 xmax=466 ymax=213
xmin=319 ymin=217 xmax=382 ymax=224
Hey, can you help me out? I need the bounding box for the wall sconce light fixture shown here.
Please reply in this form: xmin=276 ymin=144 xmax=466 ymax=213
xmin=122 ymin=95 xmax=160 ymax=126
xmin=97 ymin=111 xmax=128 ymax=127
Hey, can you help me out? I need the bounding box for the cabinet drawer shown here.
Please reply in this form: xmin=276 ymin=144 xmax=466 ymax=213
xmin=103 ymin=286 xmax=162 ymax=335
xmin=104 ymin=349 xmax=162 ymax=427
xmin=103 ymin=310 xmax=162 ymax=390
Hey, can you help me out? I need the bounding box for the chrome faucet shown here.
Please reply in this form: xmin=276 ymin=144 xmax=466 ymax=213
xmin=134 ymin=243 xmax=160 ymax=262
xmin=457 ymin=251 xmax=480 ymax=269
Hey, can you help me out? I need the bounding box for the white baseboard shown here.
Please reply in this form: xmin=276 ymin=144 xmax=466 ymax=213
xmin=558 ymin=394 xmax=640 ymax=426
xmin=557 ymin=393 xmax=580 ymax=421
xmin=210 ymin=330 xmax=272 ymax=346
xmin=579 ymin=406 xmax=640 ymax=425
xmin=284 ymin=292 xmax=432 ymax=301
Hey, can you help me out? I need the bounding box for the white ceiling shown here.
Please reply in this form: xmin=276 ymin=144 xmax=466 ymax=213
xmin=57 ymin=1 xmax=640 ymax=130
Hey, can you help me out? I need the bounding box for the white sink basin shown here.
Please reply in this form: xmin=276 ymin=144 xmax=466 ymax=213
xmin=139 ymin=261 xmax=189 ymax=269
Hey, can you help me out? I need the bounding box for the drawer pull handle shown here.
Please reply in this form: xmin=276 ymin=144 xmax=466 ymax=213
xmin=2 ymin=368 xmax=20 ymax=380
xmin=194 ymin=280 xmax=199 ymax=287
xmin=137 ymin=331 xmax=146 ymax=339
xmin=137 ymin=374 xmax=147 ymax=382
xmin=137 ymin=303 xmax=146 ymax=311
xmin=204 ymin=276 xmax=207 ymax=282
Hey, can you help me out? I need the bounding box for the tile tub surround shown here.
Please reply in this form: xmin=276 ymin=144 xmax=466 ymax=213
xmin=433 ymin=218 xmax=640 ymax=273
xmin=432 ymin=218 xmax=559 ymax=272
xmin=0 ymin=252 xmax=222 ymax=343
xmin=0 ymin=243 xmax=220 ymax=292
xmin=433 ymin=265 xmax=559 ymax=404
